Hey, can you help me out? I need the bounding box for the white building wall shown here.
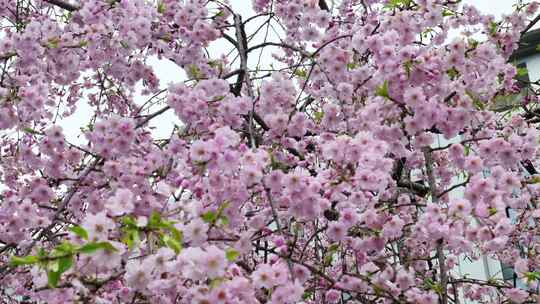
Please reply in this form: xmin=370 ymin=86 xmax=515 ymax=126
xmin=431 ymin=134 xmax=504 ymax=303
xmin=446 ymin=52 xmax=540 ymax=302
xmin=519 ymin=53 xmax=540 ymax=79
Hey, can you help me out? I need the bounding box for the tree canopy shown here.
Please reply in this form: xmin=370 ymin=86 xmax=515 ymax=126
xmin=1 ymin=0 xmax=540 ymax=303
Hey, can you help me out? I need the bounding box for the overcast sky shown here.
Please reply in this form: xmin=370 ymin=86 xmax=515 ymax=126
xmin=464 ymin=0 xmax=514 ymax=17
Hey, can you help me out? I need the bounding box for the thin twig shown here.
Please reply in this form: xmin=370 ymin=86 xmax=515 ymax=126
xmin=437 ymin=175 xmax=470 ymax=199
xmin=264 ymin=186 xmax=295 ymax=280
xmin=233 ymin=13 xmax=258 ymax=148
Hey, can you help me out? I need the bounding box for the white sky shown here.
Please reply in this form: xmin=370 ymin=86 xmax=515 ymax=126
xmin=464 ymin=0 xmax=514 ymax=17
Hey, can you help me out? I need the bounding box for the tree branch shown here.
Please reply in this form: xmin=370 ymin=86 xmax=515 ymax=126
xmin=233 ymin=13 xmax=260 ymax=149
xmin=264 ymin=186 xmax=295 ymax=279
xmin=233 ymin=14 xmax=252 ymax=97
xmin=319 ymin=0 xmax=330 ymax=11
xmin=43 ymin=0 xmax=80 ymax=11
xmin=437 ymin=175 xmax=470 ymax=199
xmin=521 ymin=14 xmax=540 ymax=36
xmin=247 ymin=42 xmax=309 ymax=57
xmin=135 ymin=106 xmax=171 ymax=129
xmin=423 ymin=148 xmax=448 ymax=304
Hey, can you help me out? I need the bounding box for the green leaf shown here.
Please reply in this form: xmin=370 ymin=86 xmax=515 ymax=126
xmin=218 ymin=201 xmax=230 ymax=212
xmin=420 ymin=28 xmax=435 ymax=39
xmin=430 ymin=282 xmax=443 ymax=294
xmin=47 ymin=269 xmax=61 ymax=288
xmin=219 ymin=215 xmax=229 ymax=226
xmin=527 ymin=176 xmax=540 ymax=184
xmin=69 ymin=226 xmax=88 ymax=240
xmin=157 ymin=1 xmax=166 ymax=13
xmin=225 ymin=249 xmax=240 ymax=261
xmin=446 ymin=67 xmax=459 ymax=79
xmin=463 ymin=145 xmax=470 ymax=156
xmin=22 ymin=127 xmax=40 ymax=135
xmin=159 ymin=220 xmax=183 ymax=242
xmin=79 ymin=242 xmax=117 ymax=254
xmin=49 ymin=259 xmax=60 ymax=272
xmin=207 ymin=60 xmax=223 ymax=72
xmin=212 ymin=95 xmax=225 ymax=102
xmin=442 ymin=9 xmax=454 ymax=17
xmin=524 ymin=271 xmax=540 ymax=282
xmin=424 ymin=277 xmax=443 ymax=294
xmin=208 ymin=277 xmax=226 ymax=289
xmin=122 ymin=228 xmax=139 ymax=250
xmin=202 ymin=202 xmax=229 ymax=225
xmin=489 ymin=21 xmax=498 ymax=35
xmin=37 ymin=248 xmax=47 ymax=259
xmin=375 ymin=80 xmax=389 ymax=98
xmin=63 ymin=11 xmax=72 ymax=21
xmin=302 ymin=291 xmax=313 ymax=300
xmin=163 ymin=234 xmax=182 ymax=254
xmin=158 ymin=33 xmax=172 ymax=42
xmin=466 ymin=91 xmax=485 ymax=110
xmin=149 ymin=211 xmax=161 ymax=226
xmin=53 ymin=242 xmax=75 ymax=256
xmin=467 ymin=38 xmax=479 ymax=50
xmin=186 ymin=64 xmax=202 ymax=80
xmin=10 ymin=255 xmax=38 ymax=266
xmin=121 ymin=215 xmax=137 ymax=228
xmin=472 ymin=98 xmax=485 ymax=110
xmin=403 ymin=60 xmax=415 ymax=78
xmin=516 ymin=67 xmax=528 ymax=77
xmin=383 ymin=0 xmax=412 ymax=10
xmin=202 ymin=211 xmax=217 ymax=223
xmin=373 ymin=284 xmax=384 ymax=296
xmin=45 ymin=254 xmax=73 ymax=288
xmin=46 ymin=38 xmax=60 ymax=49
xmin=323 ymin=253 xmax=333 ymax=266
xmin=488 ymin=207 xmax=498 ymax=216
xmin=327 ymin=243 xmax=340 ymax=254
xmin=294 ymin=69 xmax=306 ymax=78
xmin=57 ymin=255 xmax=73 ymax=274
xmin=313 ymin=111 xmax=324 ymax=123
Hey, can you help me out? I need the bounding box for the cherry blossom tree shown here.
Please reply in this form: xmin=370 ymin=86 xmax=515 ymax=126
xmin=1 ymin=0 xmax=540 ymax=303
